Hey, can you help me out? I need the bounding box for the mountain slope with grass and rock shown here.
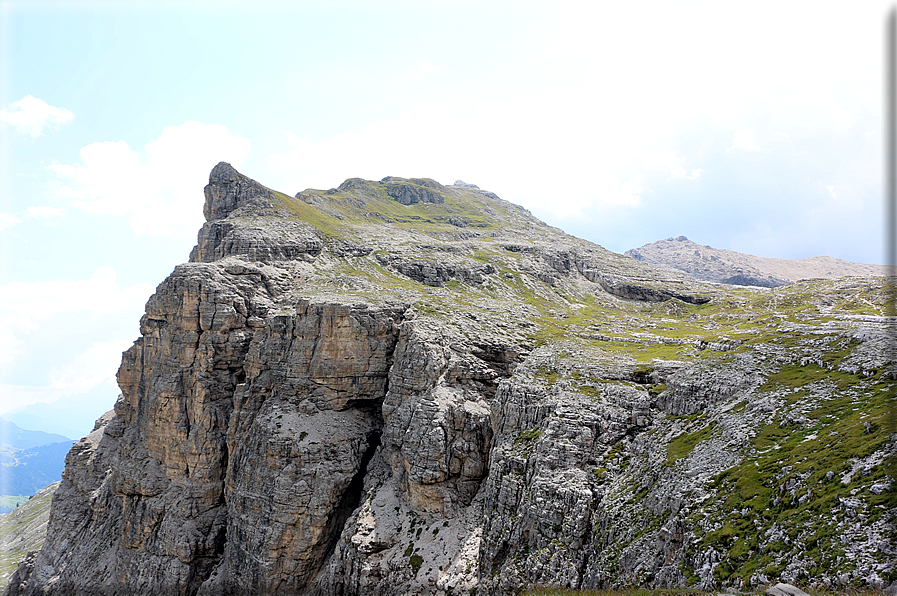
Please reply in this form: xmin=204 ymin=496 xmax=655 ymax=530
xmin=5 ymin=164 xmax=894 ymax=596
xmin=0 ymin=481 xmax=59 ymax=591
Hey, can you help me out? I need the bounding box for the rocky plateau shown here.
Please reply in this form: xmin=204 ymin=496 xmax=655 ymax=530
xmin=4 ymin=164 xmax=895 ymax=595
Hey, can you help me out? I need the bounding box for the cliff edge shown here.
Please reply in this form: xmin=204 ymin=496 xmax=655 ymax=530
xmin=6 ymin=165 xmax=894 ymax=595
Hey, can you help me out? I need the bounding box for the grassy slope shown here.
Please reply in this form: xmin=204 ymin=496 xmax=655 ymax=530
xmin=10 ymin=176 xmax=885 ymax=591
xmin=0 ymin=481 xmax=59 ymax=589
xmin=268 ymin=177 xmax=895 ymax=588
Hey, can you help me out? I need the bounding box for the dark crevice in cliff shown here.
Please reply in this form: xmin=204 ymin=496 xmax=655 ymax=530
xmin=342 ymin=397 xmax=382 ymax=411
xmin=188 ymin=537 xmax=227 ymax=596
xmin=630 ymin=367 xmax=654 ymax=384
xmin=313 ymin=427 xmax=382 ymax=588
xmin=595 ymin=278 xmax=711 ymax=304
xmin=470 ymin=341 xmax=527 ymax=378
xmin=491 ymin=539 xmax=510 ymax=572
xmin=574 ymin=491 xmax=603 ymax=588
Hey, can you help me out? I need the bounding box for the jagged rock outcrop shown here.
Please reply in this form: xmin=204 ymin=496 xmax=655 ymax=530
xmin=382 ymin=178 xmax=446 ymax=205
xmin=375 ymin=254 xmax=496 ymax=287
xmin=7 ymin=164 xmax=894 ymax=595
xmin=190 ymin=162 xmax=323 ymax=263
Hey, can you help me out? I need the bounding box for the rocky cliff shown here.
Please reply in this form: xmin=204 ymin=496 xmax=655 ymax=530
xmin=625 ymin=236 xmax=888 ymax=288
xmin=5 ymin=164 xmax=895 ymax=595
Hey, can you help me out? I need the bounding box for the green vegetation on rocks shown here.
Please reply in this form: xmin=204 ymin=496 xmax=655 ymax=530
xmin=1 ymin=482 xmax=58 ymax=591
xmin=8 ymin=164 xmax=894 ymax=596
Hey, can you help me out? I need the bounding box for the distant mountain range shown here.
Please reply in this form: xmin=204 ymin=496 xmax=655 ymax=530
xmin=0 ymin=421 xmax=69 ymax=451
xmin=0 ymin=421 xmax=72 ymax=512
xmin=625 ymin=235 xmax=887 ymax=287
xmin=1 ymin=383 xmax=119 ymax=441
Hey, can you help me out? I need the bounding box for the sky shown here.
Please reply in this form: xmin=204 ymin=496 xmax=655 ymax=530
xmin=0 ymin=0 xmax=892 ymax=438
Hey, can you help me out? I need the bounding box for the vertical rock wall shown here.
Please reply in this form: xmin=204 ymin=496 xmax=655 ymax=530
xmin=5 ymin=258 xmax=407 ymax=595
xmin=7 ymin=164 xmax=892 ymax=595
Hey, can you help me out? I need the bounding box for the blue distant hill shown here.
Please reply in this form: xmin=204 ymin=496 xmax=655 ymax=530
xmin=0 ymin=421 xmax=74 ymax=512
xmin=1 ymin=386 xmax=117 ymax=440
xmin=0 ymin=419 xmax=71 ymax=450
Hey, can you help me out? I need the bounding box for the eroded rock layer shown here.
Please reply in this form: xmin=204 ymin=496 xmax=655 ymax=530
xmin=6 ymin=164 xmax=895 ymax=595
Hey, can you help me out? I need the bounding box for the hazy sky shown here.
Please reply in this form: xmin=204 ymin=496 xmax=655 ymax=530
xmin=0 ymin=0 xmax=891 ymax=434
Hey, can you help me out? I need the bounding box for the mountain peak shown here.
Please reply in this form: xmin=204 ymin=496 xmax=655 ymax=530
xmin=202 ymin=162 xmax=276 ymax=222
xmin=7 ymin=164 xmax=893 ymax=596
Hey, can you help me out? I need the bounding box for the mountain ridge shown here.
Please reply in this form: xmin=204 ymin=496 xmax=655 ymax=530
xmin=625 ymin=235 xmax=887 ymax=288
xmin=0 ymin=421 xmax=72 ymax=514
xmin=5 ymin=164 xmax=894 ymax=596
xmin=0 ymin=421 xmax=70 ymax=451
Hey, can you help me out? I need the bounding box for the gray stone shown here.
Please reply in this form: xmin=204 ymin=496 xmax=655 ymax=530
xmin=766 ymin=583 xmax=811 ymax=596
xmin=7 ymin=164 xmax=894 ymax=596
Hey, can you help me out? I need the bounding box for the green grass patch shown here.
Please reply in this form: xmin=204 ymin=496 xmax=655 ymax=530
xmin=689 ymin=368 xmax=896 ymax=584
xmin=272 ymin=190 xmax=350 ymax=239
xmin=0 ymin=487 xmax=56 ymax=582
xmin=647 ymin=383 xmax=666 ymax=397
xmin=535 ymin=366 xmax=561 ymax=384
xmin=0 ymin=495 xmax=31 ymax=512
xmin=409 ymin=553 xmax=424 ymax=575
xmin=576 ymin=384 xmax=601 ymax=398
xmin=666 ymin=422 xmax=717 ymax=465
xmin=292 ymin=179 xmax=512 ymax=236
xmin=759 ymin=363 xmax=863 ymax=394
xmin=515 ymin=428 xmax=542 ymax=445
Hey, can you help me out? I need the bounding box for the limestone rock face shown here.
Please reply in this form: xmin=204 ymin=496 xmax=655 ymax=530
xmin=7 ymin=165 xmax=894 ymax=595
xmin=203 ymin=162 xmax=276 ymax=221
xmin=382 ymin=178 xmax=446 ymax=205
xmin=190 ymin=163 xmax=323 ymax=263
xmin=190 ymin=218 xmax=324 ymax=263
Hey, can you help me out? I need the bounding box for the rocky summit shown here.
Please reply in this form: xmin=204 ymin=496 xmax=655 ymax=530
xmin=5 ymin=164 xmax=895 ymax=596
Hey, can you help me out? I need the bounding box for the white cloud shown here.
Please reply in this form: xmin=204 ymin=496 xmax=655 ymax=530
xmin=641 ymin=151 xmax=705 ymax=181
xmin=0 ymin=95 xmax=74 ymax=137
xmin=0 ymin=266 xmax=153 ymax=365
xmin=0 ymin=340 xmax=131 ymax=417
xmin=818 ymin=180 xmax=865 ymax=214
xmin=258 ymin=2 xmax=883 ymax=253
xmin=0 ymin=213 xmax=22 ymax=231
xmin=265 ymin=92 xmax=706 ymax=222
xmin=24 ymin=206 xmax=66 ymax=220
xmin=540 ymin=1 xmax=884 ymax=132
xmin=730 ymin=130 xmax=764 ymax=152
xmin=0 ymin=267 xmax=154 ymax=416
xmin=0 ymin=207 xmax=65 ymax=232
xmin=47 ymin=339 xmax=133 ymax=394
xmin=0 ymin=384 xmax=65 ymax=417
xmin=51 ymin=121 xmax=251 ymax=237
